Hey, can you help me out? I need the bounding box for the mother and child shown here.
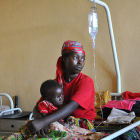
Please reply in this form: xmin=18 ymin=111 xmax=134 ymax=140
xmin=26 ymin=40 xmax=96 ymax=137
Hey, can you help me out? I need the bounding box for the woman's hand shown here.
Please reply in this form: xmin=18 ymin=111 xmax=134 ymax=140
xmin=25 ymin=119 xmax=49 ymax=137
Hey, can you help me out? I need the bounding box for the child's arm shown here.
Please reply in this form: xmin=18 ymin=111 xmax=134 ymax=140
xmin=33 ymin=104 xmax=43 ymax=119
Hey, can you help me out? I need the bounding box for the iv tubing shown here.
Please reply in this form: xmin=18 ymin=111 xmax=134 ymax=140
xmin=89 ymin=0 xmax=121 ymax=95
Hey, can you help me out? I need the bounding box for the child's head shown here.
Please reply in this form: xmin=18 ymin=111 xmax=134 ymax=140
xmin=40 ymin=80 xmax=64 ymax=107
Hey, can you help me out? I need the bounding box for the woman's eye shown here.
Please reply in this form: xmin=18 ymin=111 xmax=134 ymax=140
xmin=73 ymin=56 xmax=77 ymax=60
xmin=79 ymin=56 xmax=85 ymax=62
xmin=81 ymin=57 xmax=85 ymax=61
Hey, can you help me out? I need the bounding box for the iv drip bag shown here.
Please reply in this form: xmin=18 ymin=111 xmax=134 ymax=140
xmin=88 ymin=7 xmax=98 ymax=48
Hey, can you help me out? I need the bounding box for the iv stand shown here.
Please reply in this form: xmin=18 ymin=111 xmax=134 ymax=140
xmin=89 ymin=0 xmax=121 ymax=96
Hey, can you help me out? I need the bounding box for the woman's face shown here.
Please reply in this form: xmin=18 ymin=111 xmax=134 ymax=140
xmin=63 ymin=52 xmax=85 ymax=74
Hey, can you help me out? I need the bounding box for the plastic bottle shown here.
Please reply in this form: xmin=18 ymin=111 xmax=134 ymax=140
xmin=88 ymin=7 xmax=98 ymax=48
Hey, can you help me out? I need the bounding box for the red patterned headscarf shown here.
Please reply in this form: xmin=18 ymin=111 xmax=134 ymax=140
xmin=56 ymin=40 xmax=85 ymax=86
xmin=61 ymin=40 xmax=85 ymax=55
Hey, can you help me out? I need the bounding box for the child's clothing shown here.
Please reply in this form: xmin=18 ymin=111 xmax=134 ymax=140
xmin=37 ymin=97 xmax=58 ymax=114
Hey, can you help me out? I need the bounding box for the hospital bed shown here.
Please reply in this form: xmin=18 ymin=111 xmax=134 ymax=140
xmin=0 ymin=92 xmax=140 ymax=139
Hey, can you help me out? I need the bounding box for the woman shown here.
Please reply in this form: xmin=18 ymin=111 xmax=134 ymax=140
xmin=26 ymin=40 xmax=96 ymax=136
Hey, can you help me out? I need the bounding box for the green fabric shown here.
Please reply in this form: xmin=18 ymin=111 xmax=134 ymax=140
xmin=47 ymin=130 xmax=67 ymax=138
xmin=37 ymin=138 xmax=49 ymax=140
xmin=36 ymin=130 xmax=67 ymax=140
xmin=0 ymin=130 xmax=67 ymax=140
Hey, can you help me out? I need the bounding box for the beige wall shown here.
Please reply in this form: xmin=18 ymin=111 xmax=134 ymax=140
xmin=0 ymin=0 xmax=140 ymax=111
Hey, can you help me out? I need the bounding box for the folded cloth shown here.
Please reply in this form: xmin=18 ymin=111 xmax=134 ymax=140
xmin=122 ymin=91 xmax=140 ymax=100
xmin=105 ymin=108 xmax=135 ymax=124
xmin=102 ymin=100 xmax=136 ymax=111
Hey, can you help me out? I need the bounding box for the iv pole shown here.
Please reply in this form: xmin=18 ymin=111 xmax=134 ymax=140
xmin=88 ymin=2 xmax=140 ymax=139
xmin=89 ymin=0 xmax=121 ymax=96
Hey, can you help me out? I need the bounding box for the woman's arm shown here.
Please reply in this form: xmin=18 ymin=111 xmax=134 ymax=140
xmin=26 ymin=100 xmax=79 ymax=134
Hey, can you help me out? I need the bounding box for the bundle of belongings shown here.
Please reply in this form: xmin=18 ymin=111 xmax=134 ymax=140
xmin=102 ymin=91 xmax=140 ymax=120
xmin=104 ymin=108 xmax=135 ymax=124
xmin=100 ymin=91 xmax=140 ymax=140
xmin=2 ymin=116 xmax=105 ymax=140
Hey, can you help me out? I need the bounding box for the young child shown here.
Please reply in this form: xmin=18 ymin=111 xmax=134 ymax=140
xmin=21 ymin=80 xmax=64 ymax=138
xmin=3 ymin=80 xmax=65 ymax=139
xmin=37 ymin=79 xmax=64 ymax=117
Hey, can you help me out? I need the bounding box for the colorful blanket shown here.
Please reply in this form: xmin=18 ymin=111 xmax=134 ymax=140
xmin=1 ymin=121 xmax=104 ymax=140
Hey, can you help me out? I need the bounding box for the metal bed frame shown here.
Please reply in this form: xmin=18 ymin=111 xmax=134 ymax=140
xmin=101 ymin=120 xmax=140 ymax=140
xmin=0 ymin=93 xmax=22 ymax=117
